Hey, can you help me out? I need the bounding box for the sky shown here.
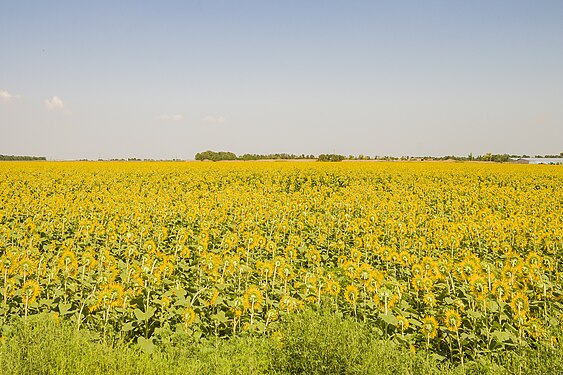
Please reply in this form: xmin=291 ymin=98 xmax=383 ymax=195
xmin=1 ymin=1 xmax=562 ymax=160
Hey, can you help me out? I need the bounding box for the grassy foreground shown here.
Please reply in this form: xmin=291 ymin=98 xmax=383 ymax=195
xmin=1 ymin=309 xmax=561 ymax=375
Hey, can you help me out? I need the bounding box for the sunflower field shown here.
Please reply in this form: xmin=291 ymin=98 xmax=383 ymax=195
xmin=1 ymin=161 xmax=562 ymax=362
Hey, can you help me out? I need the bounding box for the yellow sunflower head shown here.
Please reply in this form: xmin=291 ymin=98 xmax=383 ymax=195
xmin=444 ymin=309 xmax=462 ymax=332
xmin=421 ymin=316 xmax=439 ymax=339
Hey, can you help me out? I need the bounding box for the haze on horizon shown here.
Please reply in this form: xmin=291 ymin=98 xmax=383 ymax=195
xmin=1 ymin=1 xmax=562 ymax=160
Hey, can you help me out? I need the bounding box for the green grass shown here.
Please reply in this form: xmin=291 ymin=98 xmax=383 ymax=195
xmin=1 ymin=311 xmax=561 ymax=375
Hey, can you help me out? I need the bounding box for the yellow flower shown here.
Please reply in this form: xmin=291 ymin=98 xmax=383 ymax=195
xmin=243 ymin=286 xmax=263 ymax=311
xmin=325 ymin=279 xmax=341 ymax=296
xmin=423 ymin=292 xmax=436 ymax=308
xmin=19 ymin=257 xmax=37 ymax=277
xmin=58 ymin=250 xmax=78 ymax=277
xmin=469 ymin=275 xmax=488 ymax=300
xmin=444 ymin=309 xmax=462 ymax=332
xmin=143 ymin=240 xmax=158 ymax=254
xmin=357 ymin=263 xmax=372 ymax=285
xmin=21 ymin=280 xmax=40 ymax=305
xmin=182 ymin=306 xmax=196 ymax=326
xmin=397 ymin=315 xmax=409 ymax=332
xmin=205 ymin=288 xmax=220 ymax=307
xmin=343 ymin=260 xmax=357 ymax=279
xmin=510 ymin=291 xmax=529 ymax=320
xmin=344 ymin=284 xmax=359 ymax=306
xmin=2 ymin=278 xmax=17 ymax=299
xmin=525 ymin=318 xmax=544 ymax=340
xmin=492 ymin=279 xmax=511 ymax=302
xmin=421 ymin=316 xmax=439 ymax=339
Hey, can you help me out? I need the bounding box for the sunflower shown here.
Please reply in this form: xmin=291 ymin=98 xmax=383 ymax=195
xmin=266 ymin=240 xmax=277 ymax=254
xmin=526 ymin=251 xmax=541 ymax=267
xmin=279 ymin=263 xmax=294 ymax=281
xmin=422 ymin=277 xmax=434 ymax=292
xmin=279 ymin=294 xmax=302 ymax=313
xmin=423 ymin=292 xmax=436 ymax=308
xmin=398 ymin=251 xmax=412 ymax=267
xmin=349 ymin=248 xmax=362 ymax=263
xmin=357 ymin=263 xmax=372 ymax=285
xmin=492 ymin=279 xmax=511 ymax=302
xmin=106 ymin=282 xmax=125 ymax=307
xmin=411 ymin=275 xmax=424 ymax=292
xmin=21 ymin=280 xmax=40 ymax=305
xmin=343 ymin=260 xmax=357 ymax=279
xmin=444 ymin=309 xmax=462 ymax=332
xmin=2 ymin=277 xmax=17 ymax=300
xmin=284 ymin=246 xmax=298 ymax=261
xmin=0 ymin=253 xmax=18 ymax=275
xmin=421 ymin=316 xmax=439 ymax=339
xmin=258 ymin=261 xmax=275 ymax=279
xmin=18 ymin=257 xmax=37 ymax=278
xmin=397 ymin=315 xmax=409 ymax=332
xmin=421 ymin=256 xmax=436 ymax=274
xmin=525 ymin=318 xmax=544 ymax=340
xmin=344 ymin=284 xmax=359 ymax=306
xmin=143 ymin=240 xmax=158 ymax=254
xmin=221 ymin=237 xmax=234 ymax=252
xmin=325 ymin=278 xmax=341 ymax=296
xmin=510 ymin=291 xmax=529 ymax=320
xmin=411 ymin=263 xmax=424 ymax=277
xmin=80 ymin=249 xmax=97 ymax=272
xmin=367 ymin=270 xmax=385 ymax=293
xmin=182 ymin=306 xmax=196 ymax=326
xmin=306 ymin=247 xmax=322 ymax=265
xmin=469 ymin=275 xmax=488 ymax=300
xmin=459 ymin=257 xmax=478 ymax=281
xmin=205 ymin=288 xmax=220 ymax=307
xmin=243 ymin=286 xmax=263 ymax=311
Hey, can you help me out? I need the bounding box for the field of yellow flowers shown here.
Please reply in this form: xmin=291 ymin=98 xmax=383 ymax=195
xmin=0 ymin=161 xmax=561 ymax=361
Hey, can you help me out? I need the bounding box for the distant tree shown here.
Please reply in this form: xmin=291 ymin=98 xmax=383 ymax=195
xmin=0 ymin=154 xmax=46 ymax=161
xmin=318 ymin=154 xmax=345 ymax=162
xmin=195 ymin=150 xmax=237 ymax=161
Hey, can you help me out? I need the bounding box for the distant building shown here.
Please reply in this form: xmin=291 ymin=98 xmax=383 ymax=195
xmin=510 ymin=158 xmax=529 ymax=164
xmin=509 ymin=158 xmax=562 ymax=165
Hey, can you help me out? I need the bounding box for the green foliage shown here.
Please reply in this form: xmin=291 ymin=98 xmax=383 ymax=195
xmin=240 ymin=153 xmax=315 ymax=160
xmin=476 ymin=153 xmax=511 ymax=163
xmin=195 ymin=150 xmax=237 ymax=161
xmin=0 ymin=154 xmax=46 ymax=161
xmin=0 ymin=313 xmax=271 ymax=375
xmin=3 ymin=310 xmax=562 ymax=374
xmin=317 ymin=153 xmax=346 ymax=162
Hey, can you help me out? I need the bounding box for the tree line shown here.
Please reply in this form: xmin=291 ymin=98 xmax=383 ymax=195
xmin=195 ymin=151 xmax=317 ymax=161
xmin=195 ymin=150 xmax=563 ymax=163
xmin=0 ymin=154 xmax=46 ymax=161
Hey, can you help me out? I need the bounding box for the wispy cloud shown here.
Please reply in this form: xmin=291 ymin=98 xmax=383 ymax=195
xmin=0 ymin=90 xmax=13 ymax=103
xmin=201 ymin=115 xmax=226 ymax=124
xmin=156 ymin=114 xmax=184 ymax=122
xmin=44 ymin=96 xmax=65 ymax=111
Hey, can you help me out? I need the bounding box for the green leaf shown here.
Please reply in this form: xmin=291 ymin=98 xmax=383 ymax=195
xmin=137 ymin=336 xmax=155 ymax=354
xmin=121 ymin=322 xmax=134 ymax=332
xmin=134 ymin=306 xmax=156 ymax=321
xmin=58 ymin=302 xmax=73 ymax=315
xmin=380 ymin=313 xmax=398 ymax=326
xmin=134 ymin=308 xmax=146 ymax=321
xmin=492 ymin=330 xmax=516 ymax=343
xmin=466 ymin=310 xmax=483 ymax=319
xmin=212 ymin=310 xmax=229 ymax=324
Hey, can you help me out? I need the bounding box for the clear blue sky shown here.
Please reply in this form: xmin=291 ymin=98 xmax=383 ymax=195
xmin=1 ymin=1 xmax=562 ymax=160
